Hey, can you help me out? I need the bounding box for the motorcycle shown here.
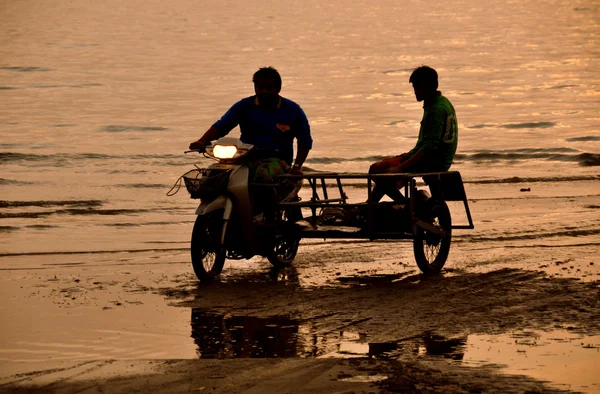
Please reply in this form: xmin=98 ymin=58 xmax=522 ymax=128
xmin=176 ymin=137 xmax=475 ymax=282
xmin=183 ymin=137 xmax=302 ymax=282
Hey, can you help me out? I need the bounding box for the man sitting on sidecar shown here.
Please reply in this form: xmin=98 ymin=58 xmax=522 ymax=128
xmin=189 ymin=67 xmax=313 ymax=216
xmin=368 ymin=65 xmax=458 ymax=204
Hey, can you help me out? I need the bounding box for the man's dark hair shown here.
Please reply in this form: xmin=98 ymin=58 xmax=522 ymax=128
xmin=409 ymin=65 xmax=438 ymax=90
xmin=253 ymin=67 xmax=282 ymax=89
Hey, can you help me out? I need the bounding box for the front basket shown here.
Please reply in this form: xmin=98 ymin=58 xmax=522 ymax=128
xmin=183 ymin=169 xmax=231 ymax=200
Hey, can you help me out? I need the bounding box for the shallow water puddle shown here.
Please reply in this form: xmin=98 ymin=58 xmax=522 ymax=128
xmin=461 ymin=330 xmax=600 ymax=393
xmin=319 ymin=329 xmax=600 ymax=392
xmin=190 ymin=310 xmax=600 ymax=392
xmin=191 ymin=309 xmax=300 ymax=358
xmin=338 ymin=374 xmax=389 ymax=383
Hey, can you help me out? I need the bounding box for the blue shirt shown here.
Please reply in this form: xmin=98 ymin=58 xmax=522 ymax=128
xmin=213 ymin=96 xmax=312 ymax=164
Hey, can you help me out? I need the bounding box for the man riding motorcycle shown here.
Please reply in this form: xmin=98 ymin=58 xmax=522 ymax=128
xmin=189 ymin=67 xmax=312 ymax=180
xmin=189 ymin=67 xmax=312 ymax=220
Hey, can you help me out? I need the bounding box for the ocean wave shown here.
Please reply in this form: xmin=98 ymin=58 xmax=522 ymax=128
xmin=116 ymin=183 xmax=169 ymax=189
xmin=454 ymin=150 xmax=599 ymax=166
xmin=0 ymin=200 xmax=103 ymax=208
xmin=578 ymin=153 xmax=600 ymax=166
xmin=58 ymin=208 xmax=149 ymax=216
xmin=549 ymin=84 xmax=579 ymax=89
xmin=0 ymin=207 xmax=148 ymax=219
xmin=0 ymin=247 xmax=189 ymax=258
xmin=29 ymin=83 xmax=102 ymax=89
xmin=458 ymin=228 xmax=600 ymax=243
xmin=299 ymin=175 xmax=598 ymax=191
xmin=104 ymin=221 xmax=187 ymax=227
xmin=306 ymin=148 xmax=598 ymax=167
xmin=505 ymin=242 xmax=600 ymax=248
xmin=50 ymin=124 xmax=78 ymax=128
xmin=454 ymin=148 xmax=576 ymax=161
xmin=0 ymin=66 xmax=53 ymax=72
xmin=467 ymin=122 xmax=556 ymax=129
xmin=501 ymin=122 xmax=556 ymax=129
xmin=0 ymin=178 xmax=34 ymax=185
xmin=0 ymin=211 xmax=54 ymax=219
xmin=0 ymin=151 xmax=180 ymax=164
xmin=308 ymin=156 xmax=380 ymax=165
xmin=100 ymin=125 xmax=169 ymax=132
xmin=1 ymin=148 xmax=598 ymax=168
xmin=464 ymin=175 xmax=599 ymax=184
xmin=25 ymin=224 xmax=60 ymax=229
xmin=0 ymin=152 xmax=112 ymax=164
xmin=566 ymin=136 xmax=600 ymax=142
xmin=382 ymin=68 xmax=413 ymax=75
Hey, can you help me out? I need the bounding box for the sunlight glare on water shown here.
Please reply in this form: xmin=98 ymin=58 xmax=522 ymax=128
xmin=1 ymin=0 xmax=598 ymax=257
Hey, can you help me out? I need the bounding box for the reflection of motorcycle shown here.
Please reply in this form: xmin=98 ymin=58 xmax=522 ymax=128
xmin=189 ymin=308 xmax=468 ymax=360
xmin=191 ymin=309 xmax=300 ymax=358
xmin=184 ymin=137 xmax=302 ymax=282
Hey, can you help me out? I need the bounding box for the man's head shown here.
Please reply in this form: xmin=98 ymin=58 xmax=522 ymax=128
xmin=409 ymin=65 xmax=438 ymax=102
xmin=253 ymin=67 xmax=281 ymax=107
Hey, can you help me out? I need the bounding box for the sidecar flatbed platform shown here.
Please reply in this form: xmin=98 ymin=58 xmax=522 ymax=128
xmin=278 ymin=170 xmax=474 ymax=240
xmin=293 ymin=219 xmax=414 ymax=239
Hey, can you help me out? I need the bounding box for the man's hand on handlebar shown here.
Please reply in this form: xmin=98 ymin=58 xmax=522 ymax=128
xmin=189 ymin=139 xmax=207 ymax=152
xmin=290 ymin=165 xmax=303 ymax=175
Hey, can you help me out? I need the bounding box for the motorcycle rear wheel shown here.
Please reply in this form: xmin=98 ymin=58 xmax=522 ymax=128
xmin=191 ymin=210 xmax=226 ymax=282
xmin=413 ymin=200 xmax=452 ymax=274
xmin=267 ymin=207 xmax=301 ymax=268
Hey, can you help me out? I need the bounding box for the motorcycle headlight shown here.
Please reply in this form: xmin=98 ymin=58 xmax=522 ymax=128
xmin=204 ymin=138 xmax=253 ymax=160
xmin=213 ymin=145 xmax=238 ymax=159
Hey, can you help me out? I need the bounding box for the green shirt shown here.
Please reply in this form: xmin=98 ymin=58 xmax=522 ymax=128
xmin=407 ymin=92 xmax=458 ymax=171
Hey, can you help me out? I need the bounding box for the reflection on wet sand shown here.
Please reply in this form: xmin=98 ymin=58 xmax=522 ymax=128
xmin=319 ymin=331 xmax=468 ymax=361
xmin=190 ymin=310 xmax=600 ymax=392
xmin=190 ymin=309 xmax=468 ymax=361
xmin=191 ymin=309 xmax=300 ymax=358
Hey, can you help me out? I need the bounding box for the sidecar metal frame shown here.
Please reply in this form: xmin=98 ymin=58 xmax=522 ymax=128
xmin=277 ymin=171 xmax=474 ymax=240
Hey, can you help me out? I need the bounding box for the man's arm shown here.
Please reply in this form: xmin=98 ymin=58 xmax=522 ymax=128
xmin=290 ymin=104 xmax=312 ymax=173
xmin=189 ymin=125 xmax=222 ymax=149
xmin=189 ymin=100 xmax=245 ymax=149
xmin=291 ymin=145 xmax=310 ymax=173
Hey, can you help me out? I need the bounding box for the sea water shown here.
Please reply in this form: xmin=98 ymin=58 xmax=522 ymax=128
xmin=1 ymin=0 xmax=598 ymax=258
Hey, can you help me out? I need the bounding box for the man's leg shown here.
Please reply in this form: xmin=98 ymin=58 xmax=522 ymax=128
xmin=369 ymin=183 xmax=386 ymax=203
xmin=253 ymin=158 xmax=291 ymax=223
xmin=368 ymin=156 xmax=408 ymax=204
xmin=386 ymin=181 xmax=407 ymax=203
xmin=369 ymin=180 xmax=407 ymax=203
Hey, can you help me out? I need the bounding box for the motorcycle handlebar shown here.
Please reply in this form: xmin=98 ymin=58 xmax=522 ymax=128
xmin=185 ymin=148 xmax=205 ymax=154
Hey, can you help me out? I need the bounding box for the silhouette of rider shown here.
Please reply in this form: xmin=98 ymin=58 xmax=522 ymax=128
xmin=189 ymin=67 xmax=312 ymax=181
xmin=369 ymin=65 xmax=458 ymax=203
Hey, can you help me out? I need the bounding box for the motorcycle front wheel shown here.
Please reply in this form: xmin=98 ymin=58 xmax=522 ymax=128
xmin=191 ymin=210 xmax=226 ymax=282
xmin=413 ymin=200 xmax=452 ymax=274
xmin=267 ymin=207 xmax=301 ymax=268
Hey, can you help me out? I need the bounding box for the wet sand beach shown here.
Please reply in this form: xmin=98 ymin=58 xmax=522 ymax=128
xmin=1 ymin=228 xmax=599 ymax=393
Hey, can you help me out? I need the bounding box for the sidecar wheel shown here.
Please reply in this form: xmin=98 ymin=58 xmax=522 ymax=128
xmin=267 ymin=207 xmax=301 ymax=268
xmin=413 ymin=200 xmax=452 ymax=274
xmin=191 ymin=211 xmax=226 ymax=282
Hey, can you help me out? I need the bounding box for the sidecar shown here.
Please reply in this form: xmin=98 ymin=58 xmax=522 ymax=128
xmin=276 ymin=171 xmax=474 ymax=274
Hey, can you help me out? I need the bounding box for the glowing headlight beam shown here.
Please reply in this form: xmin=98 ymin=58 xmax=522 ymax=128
xmin=213 ymin=145 xmax=238 ymax=159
